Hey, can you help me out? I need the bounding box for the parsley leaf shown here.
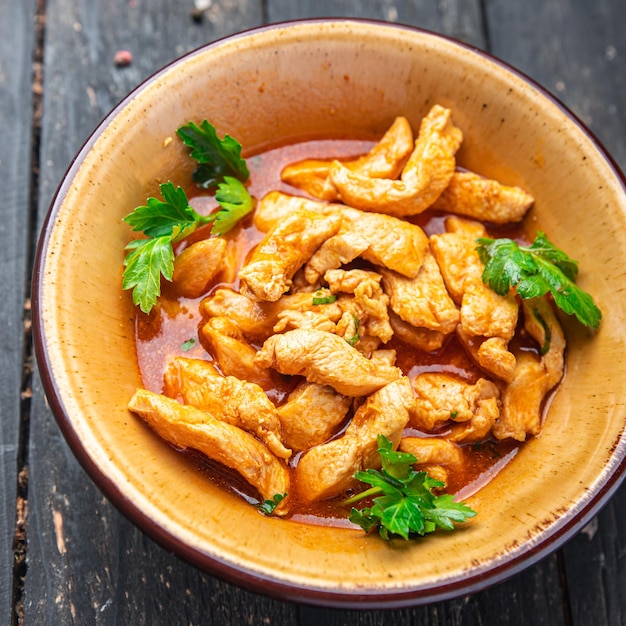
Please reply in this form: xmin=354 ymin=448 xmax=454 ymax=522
xmin=210 ymin=177 xmax=255 ymax=236
xmin=122 ymin=182 xmax=212 ymax=313
xmin=177 ymin=120 xmax=249 ymax=189
xmin=122 ymin=236 xmax=174 ymax=313
xmin=344 ymin=435 xmax=476 ymax=540
xmin=476 ymin=233 xmax=601 ymax=329
xmin=257 ymin=493 xmax=287 ymax=515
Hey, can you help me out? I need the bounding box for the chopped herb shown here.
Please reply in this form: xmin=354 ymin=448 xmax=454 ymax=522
xmin=177 ymin=120 xmax=249 ymax=190
xmin=476 ymin=232 xmax=601 ymax=329
xmin=450 ymin=411 xmax=458 ymax=419
xmin=312 ymin=290 xmax=337 ymax=305
xmin=180 ymin=338 xmax=196 ymax=351
xmin=257 ymin=492 xmax=287 ymax=515
xmin=344 ymin=435 xmax=476 ymax=540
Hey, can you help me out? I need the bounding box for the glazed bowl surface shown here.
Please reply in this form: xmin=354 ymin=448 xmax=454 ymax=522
xmin=33 ymin=19 xmax=626 ymax=607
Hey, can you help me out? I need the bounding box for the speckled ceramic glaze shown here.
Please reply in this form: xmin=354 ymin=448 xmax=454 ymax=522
xmin=33 ymin=20 xmax=626 ymax=607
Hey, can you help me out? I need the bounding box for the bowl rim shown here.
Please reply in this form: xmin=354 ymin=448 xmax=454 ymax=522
xmin=31 ymin=18 xmax=626 ymax=608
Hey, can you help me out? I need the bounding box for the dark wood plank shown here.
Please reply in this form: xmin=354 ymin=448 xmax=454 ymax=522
xmin=0 ymin=0 xmax=37 ymax=623
xmin=267 ymin=0 xmax=486 ymax=48
xmin=485 ymin=0 xmax=626 ymax=624
xmin=24 ymin=2 xmax=294 ymax=625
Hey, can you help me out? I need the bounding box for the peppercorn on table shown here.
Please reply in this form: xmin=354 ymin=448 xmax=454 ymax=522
xmin=2 ymin=1 xmax=625 ymax=624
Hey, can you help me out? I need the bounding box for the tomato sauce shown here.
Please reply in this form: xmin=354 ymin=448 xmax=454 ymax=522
xmin=133 ymin=139 xmax=543 ymax=526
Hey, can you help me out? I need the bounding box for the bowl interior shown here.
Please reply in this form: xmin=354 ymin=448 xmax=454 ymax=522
xmin=34 ymin=20 xmax=626 ymax=606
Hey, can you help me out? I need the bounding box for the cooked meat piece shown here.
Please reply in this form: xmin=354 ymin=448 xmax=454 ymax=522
xmin=277 ymin=381 xmax=352 ymax=451
xmin=461 ymin=278 xmax=519 ymax=340
xmin=253 ymin=191 xmax=327 ymax=232
xmin=201 ymin=317 xmax=277 ymax=390
xmin=388 ymin=311 xmax=446 ymax=352
xmin=255 ymin=328 xmax=402 ymax=397
xmin=163 ymin=357 xmax=291 ymax=459
xmin=339 ymin=207 xmax=429 ymax=278
xmin=446 ymin=392 xmax=501 ymax=443
xmin=399 ymin=437 xmax=465 ymax=467
xmin=238 ymin=209 xmax=342 ymax=301
xmin=431 ymin=217 xmax=519 ymax=377
xmin=456 ymin=328 xmax=517 ymax=383
xmin=202 ymin=287 xmax=342 ymax=343
xmin=522 ymin=297 xmax=566 ymax=388
xmin=493 ymin=297 xmax=565 ymax=441
xmin=127 ymin=389 xmax=290 ymax=514
xmin=172 ymin=237 xmax=227 ymax=298
xmin=492 ymin=352 xmax=549 ymax=441
xmin=273 ymin=309 xmax=338 ymax=334
xmin=252 ymin=191 xmax=429 ymax=279
xmin=295 ymin=377 xmax=414 ymax=501
xmin=304 ymin=231 xmax=369 ymax=285
xmin=379 ymin=252 xmax=459 ymax=335
xmin=370 ymin=349 xmax=397 ymax=367
xmin=431 ymin=170 xmax=534 ymax=224
xmin=325 ymin=269 xmax=393 ymax=343
xmin=281 ymin=116 xmax=414 ymax=200
xmin=328 ymin=105 xmax=463 ymax=216
xmin=411 ymin=373 xmax=501 ymax=436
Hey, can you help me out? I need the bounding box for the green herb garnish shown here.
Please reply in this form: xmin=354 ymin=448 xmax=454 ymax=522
xmin=177 ymin=120 xmax=249 ymax=190
xmin=312 ymin=291 xmax=337 ymax=305
xmin=345 ymin=435 xmax=476 ymax=540
xmin=123 ymin=121 xmax=255 ymax=313
xmin=180 ymin=338 xmax=196 ymax=352
xmin=257 ymin=493 xmax=287 ymax=515
xmin=476 ymin=232 xmax=601 ymax=329
xmin=123 ymin=183 xmax=212 ymax=313
xmin=211 ymin=176 xmax=255 ymax=236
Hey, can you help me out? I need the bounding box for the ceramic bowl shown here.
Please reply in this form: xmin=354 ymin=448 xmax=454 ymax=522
xmin=32 ymin=20 xmax=626 ymax=607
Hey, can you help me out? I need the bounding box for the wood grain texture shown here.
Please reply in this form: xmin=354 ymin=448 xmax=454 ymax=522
xmin=18 ymin=0 xmax=626 ymax=624
xmin=0 ymin=0 xmax=37 ymax=623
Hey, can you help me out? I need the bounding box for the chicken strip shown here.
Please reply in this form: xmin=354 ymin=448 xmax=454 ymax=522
xmin=172 ymin=237 xmax=227 ymax=298
xmin=411 ymin=372 xmax=501 ymax=439
xmin=431 ymin=170 xmax=534 ymax=224
xmin=328 ymin=105 xmax=463 ymax=216
xmin=388 ymin=311 xmax=446 ymax=352
xmin=201 ymin=316 xmax=277 ymax=390
xmin=277 ymin=381 xmax=352 ymax=451
xmin=493 ymin=297 xmax=565 ymax=441
xmin=163 ymin=357 xmax=291 ymax=459
xmin=252 ymin=191 xmax=429 ymax=279
xmin=239 ymin=209 xmax=342 ymax=301
xmin=431 ymin=217 xmax=519 ymax=378
xmin=273 ymin=309 xmax=338 ymax=334
xmin=379 ymin=252 xmax=459 ymax=335
xmin=281 ymin=116 xmax=414 ymax=200
xmin=456 ymin=329 xmax=517 ymax=383
xmin=295 ymin=377 xmax=414 ymax=501
xmin=325 ymin=269 xmax=393 ymax=344
xmin=127 ymin=389 xmax=290 ymax=514
xmin=255 ymin=329 xmax=402 ymax=397
xmin=399 ymin=437 xmax=465 ymax=467
xmin=202 ymin=287 xmax=342 ymax=343
xmin=304 ymin=231 xmax=369 ymax=285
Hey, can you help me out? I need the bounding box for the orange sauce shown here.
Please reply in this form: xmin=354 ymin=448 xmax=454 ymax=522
xmin=133 ymin=139 xmax=542 ymax=526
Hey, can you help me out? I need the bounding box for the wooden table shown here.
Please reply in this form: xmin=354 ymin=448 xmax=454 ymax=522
xmin=2 ymin=1 xmax=625 ymax=623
